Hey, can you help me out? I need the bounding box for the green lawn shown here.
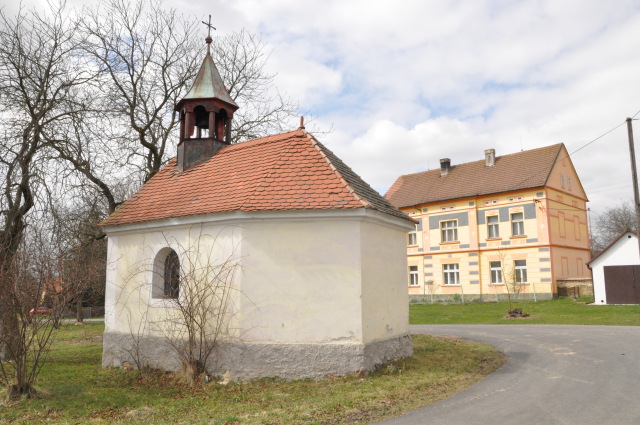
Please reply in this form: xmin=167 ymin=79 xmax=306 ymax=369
xmin=1 ymin=322 xmax=504 ymax=424
xmin=410 ymin=297 xmax=640 ymax=326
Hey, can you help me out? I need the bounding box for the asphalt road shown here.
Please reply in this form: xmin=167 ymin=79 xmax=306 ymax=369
xmin=376 ymin=325 xmax=640 ymax=425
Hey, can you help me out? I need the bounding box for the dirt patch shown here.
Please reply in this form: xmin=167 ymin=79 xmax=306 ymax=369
xmin=504 ymin=308 xmax=530 ymax=319
xmin=57 ymin=335 xmax=103 ymax=345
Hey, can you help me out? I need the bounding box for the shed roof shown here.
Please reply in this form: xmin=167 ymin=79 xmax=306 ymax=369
xmin=385 ymin=143 xmax=564 ymax=208
xmin=587 ymin=231 xmax=638 ymax=266
xmin=101 ymin=129 xmax=411 ymax=227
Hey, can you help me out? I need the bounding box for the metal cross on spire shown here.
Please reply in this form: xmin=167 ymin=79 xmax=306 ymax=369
xmin=202 ymin=14 xmax=216 ymax=54
xmin=202 ymin=14 xmax=216 ymax=37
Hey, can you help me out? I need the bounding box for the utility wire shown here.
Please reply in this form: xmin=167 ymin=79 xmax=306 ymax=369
xmin=569 ymin=120 xmax=627 ymax=156
xmin=508 ymin=108 xmax=640 ymax=201
xmin=588 ymin=184 xmax=632 ymax=194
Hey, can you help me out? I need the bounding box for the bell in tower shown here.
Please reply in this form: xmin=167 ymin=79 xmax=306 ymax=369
xmin=174 ymin=20 xmax=239 ymax=172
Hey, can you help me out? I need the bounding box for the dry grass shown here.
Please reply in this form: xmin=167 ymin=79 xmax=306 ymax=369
xmin=1 ymin=322 xmax=505 ymax=424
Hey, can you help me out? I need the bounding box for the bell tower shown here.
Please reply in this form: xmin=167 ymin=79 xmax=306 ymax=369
xmin=174 ymin=19 xmax=239 ymax=171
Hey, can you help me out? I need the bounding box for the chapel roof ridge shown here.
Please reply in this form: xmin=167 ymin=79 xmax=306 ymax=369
xmin=101 ymin=127 xmax=413 ymax=227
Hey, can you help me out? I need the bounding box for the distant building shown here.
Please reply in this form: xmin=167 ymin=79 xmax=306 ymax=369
xmin=385 ymin=144 xmax=590 ymax=301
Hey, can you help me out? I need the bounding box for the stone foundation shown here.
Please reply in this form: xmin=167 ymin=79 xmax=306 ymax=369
xmin=102 ymin=332 xmax=413 ymax=380
xmin=556 ymin=278 xmax=594 ymax=298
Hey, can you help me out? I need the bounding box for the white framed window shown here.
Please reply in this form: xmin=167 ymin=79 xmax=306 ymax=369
xmin=567 ymin=177 xmax=572 ymax=190
xmin=517 ymin=196 xmax=523 ymax=201
xmin=492 ymin=200 xmax=498 ymax=204
xmin=441 ymin=220 xmax=458 ymax=242
xmin=511 ymin=212 xmax=524 ymax=236
xmin=490 ymin=261 xmax=502 ymax=284
xmin=514 ymin=260 xmax=528 ymax=283
xmin=484 ymin=201 xmax=490 ymax=205
xmin=487 ymin=215 xmax=499 ymax=238
xmin=443 ymin=263 xmax=460 ymax=285
xmin=408 ymin=231 xmax=417 ymax=246
xmin=508 ymin=197 xmax=514 ymax=202
xmin=409 ymin=266 xmax=419 ymax=286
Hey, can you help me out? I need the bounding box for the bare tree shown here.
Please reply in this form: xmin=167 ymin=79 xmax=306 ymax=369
xmin=76 ymin=0 xmax=202 ymax=184
xmin=591 ymin=201 xmax=636 ymax=254
xmin=0 ymin=1 xmax=87 ymax=363
xmin=423 ymin=280 xmax=437 ymax=304
xmin=497 ymin=251 xmax=526 ymax=313
xmin=213 ymin=29 xmax=299 ymax=143
xmin=51 ymin=198 xmax=107 ymax=323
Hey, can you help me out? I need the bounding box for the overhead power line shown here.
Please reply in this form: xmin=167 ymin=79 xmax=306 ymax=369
xmin=569 ymin=120 xmax=627 ymax=156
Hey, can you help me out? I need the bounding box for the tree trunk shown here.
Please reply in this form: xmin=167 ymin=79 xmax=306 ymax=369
xmin=75 ymin=298 xmax=84 ymax=324
xmin=0 ymin=254 xmax=19 ymax=361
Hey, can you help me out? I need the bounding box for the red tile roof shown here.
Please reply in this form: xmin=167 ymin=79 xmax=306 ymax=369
xmin=385 ymin=144 xmax=563 ymax=209
xmin=101 ymin=129 xmax=411 ymax=227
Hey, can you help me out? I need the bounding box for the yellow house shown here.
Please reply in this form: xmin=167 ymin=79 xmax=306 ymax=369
xmin=385 ymin=144 xmax=590 ymax=301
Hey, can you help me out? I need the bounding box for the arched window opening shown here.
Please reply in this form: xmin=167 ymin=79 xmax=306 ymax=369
xmin=163 ymin=250 xmax=180 ymax=298
xmin=215 ymin=108 xmax=228 ymax=141
xmin=194 ymin=105 xmax=209 ymax=138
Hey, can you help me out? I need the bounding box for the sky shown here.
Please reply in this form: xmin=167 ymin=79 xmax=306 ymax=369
xmin=7 ymin=0 xmax=640 ymax=217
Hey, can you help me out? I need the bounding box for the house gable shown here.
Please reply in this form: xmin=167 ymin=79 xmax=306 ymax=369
xmin=545 ymin=144 xmax=588 ymax=201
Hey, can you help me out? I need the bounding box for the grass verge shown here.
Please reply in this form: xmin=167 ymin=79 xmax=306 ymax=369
xmin=410 ymin=297 xmax=640 ymax=325
xmin=1 ymin=322 xmax=504 ymax=424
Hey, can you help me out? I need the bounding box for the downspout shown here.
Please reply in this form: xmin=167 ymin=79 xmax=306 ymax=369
xmin=475 ymin=196 xmax=483 ymax=300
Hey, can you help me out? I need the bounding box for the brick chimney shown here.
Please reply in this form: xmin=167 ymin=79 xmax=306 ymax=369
xmin=485 ymin=149 xmax=495 ymax=167
xmin=440 ymin=158 xmax=451 ymax=176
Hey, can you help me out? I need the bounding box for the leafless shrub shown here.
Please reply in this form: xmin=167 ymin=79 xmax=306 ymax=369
xmin=156 ymin=229 xmax=242 ymax=384
xmin=0 ymin=240 xmax=72 ymax=399
xmin=498 ymin=250 xmax=527 ymax=312
xmin=115 ymin=226 xmax=245 ymax=386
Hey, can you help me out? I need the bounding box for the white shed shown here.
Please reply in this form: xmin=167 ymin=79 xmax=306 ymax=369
xmin=588 ymin=231 xmax=640 ymax=305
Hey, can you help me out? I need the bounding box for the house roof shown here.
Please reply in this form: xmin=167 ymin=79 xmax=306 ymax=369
xmin=385 ymin=143 xmax=564 ymax=208
xmin=587 ymin=230 xmax=637 ymax=266
xmin=101 ymin=129 xmax=412 ymax=227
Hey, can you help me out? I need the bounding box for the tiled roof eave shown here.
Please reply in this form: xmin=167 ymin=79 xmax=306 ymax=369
xmin=395 ymin=184 xmax=550 ymax=209
xmin=102 ymin=206 xmax=413 ymax=234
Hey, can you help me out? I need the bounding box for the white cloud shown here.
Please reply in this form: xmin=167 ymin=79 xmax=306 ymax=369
xmin=9 ymin=0 xmax=640 ymax=214
xmin=325 ymin=117 xmax=491 ymax=193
